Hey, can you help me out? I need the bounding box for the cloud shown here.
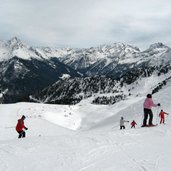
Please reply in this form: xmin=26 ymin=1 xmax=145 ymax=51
xmin=0 ymin=0 xmax=171 ymax=49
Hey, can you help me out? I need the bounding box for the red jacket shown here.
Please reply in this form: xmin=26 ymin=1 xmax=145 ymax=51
xmin=131 ymin=120 xmax=137 ymax=126
xmin=16 ymin=119 xmax=26 ymax=132
xmin=159 ymin=111 xmax=168 ymax=118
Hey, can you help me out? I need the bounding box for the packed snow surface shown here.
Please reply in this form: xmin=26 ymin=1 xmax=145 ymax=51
xmin=0 ymin=85 xmax=171 ymax=170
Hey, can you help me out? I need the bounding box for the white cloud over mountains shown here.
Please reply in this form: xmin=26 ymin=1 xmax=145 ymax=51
xmin=0 ymin=0 xmax=171 ymax=49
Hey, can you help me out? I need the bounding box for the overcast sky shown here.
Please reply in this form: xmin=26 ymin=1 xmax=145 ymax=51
xmin=0 ymin=0 xmax=171 ymax=49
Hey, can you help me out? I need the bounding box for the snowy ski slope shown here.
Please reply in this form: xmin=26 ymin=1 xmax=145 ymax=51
xmin=0 ymin=84 xmax=171 ymax=170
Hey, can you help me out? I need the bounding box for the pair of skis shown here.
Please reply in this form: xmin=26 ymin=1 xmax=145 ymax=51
xmin=141 ymin=124 xmax=157 ymax=128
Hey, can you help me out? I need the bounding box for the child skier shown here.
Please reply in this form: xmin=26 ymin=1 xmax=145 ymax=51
xmin=120 ymin=117 xmax=129 ymax=130
xmin=16 ymin=115 xmax=28 ymax=138
xmin=131 ymin=120 xmax=137 ymax=128
xmin=159 ymin=109 xmax=169 ymax=124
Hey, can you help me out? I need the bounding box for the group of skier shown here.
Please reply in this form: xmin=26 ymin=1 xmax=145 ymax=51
xmin=120 ymin=117 xmax=137 ymax=129
xmin=120 ymin=93 xmax=169 ymax=130
xmin=15 ymin=93 xmax=169 ymax=138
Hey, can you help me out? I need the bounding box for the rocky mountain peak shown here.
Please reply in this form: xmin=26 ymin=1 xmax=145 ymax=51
xmin=8 ymin=37 xmax=28 ymax=49
xmin=149 ymin=42 xmax=169 ymax=50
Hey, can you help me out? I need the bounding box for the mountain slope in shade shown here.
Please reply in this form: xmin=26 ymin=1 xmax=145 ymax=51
xmin=0 ymin=56 xmax=81 ymax=103
xmin=31 ymin=65 xmax=171 ymax=105
xmin=30 ymin=76 xmax=123 ymax=104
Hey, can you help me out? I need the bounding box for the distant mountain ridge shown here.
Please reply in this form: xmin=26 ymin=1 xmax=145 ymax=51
xmin=1 ymin=37 xmax=170 ymax=76
xmin=0 ymin=37 xmax=171 ymax=103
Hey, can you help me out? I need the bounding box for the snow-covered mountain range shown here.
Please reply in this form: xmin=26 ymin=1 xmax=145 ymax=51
xmin=0 ymin=37 xmax=72 ymax=61
xmin=0 ymin=37 xmax=171 ymax=103
xmin=1 ymin=37 xmax=170 ymax=71
xmin=0 ymin=38 xmax=82 ymax=102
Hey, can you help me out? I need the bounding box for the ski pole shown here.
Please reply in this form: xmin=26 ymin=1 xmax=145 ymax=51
xmin=166 ymin=113 xmax=169 ymax=123
xmin=156 ymin=106 xmax=160 ymax=125
xmin=141 ymin=109 xmax=144 ymax=126
xmin=5 ymin=126 xmax=15 ymax=129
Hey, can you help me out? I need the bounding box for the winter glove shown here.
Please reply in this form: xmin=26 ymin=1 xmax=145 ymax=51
xmin=157 ymin=103 xmax=160 ymax=106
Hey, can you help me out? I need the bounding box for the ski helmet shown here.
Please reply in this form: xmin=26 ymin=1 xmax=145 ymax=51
xmin=147 ymin=94 xmax=152 ymax=98
xmin=21 ymin=115 xmax=26 ymax=120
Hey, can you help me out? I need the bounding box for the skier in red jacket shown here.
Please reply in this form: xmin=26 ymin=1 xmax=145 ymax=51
xmin=159 ymin=110 xmax=169 ymax=124
xmin=16 ymin=115 xmax=28 ymax=138
xmin=131 ymin=120 xmax=137 ymax=128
